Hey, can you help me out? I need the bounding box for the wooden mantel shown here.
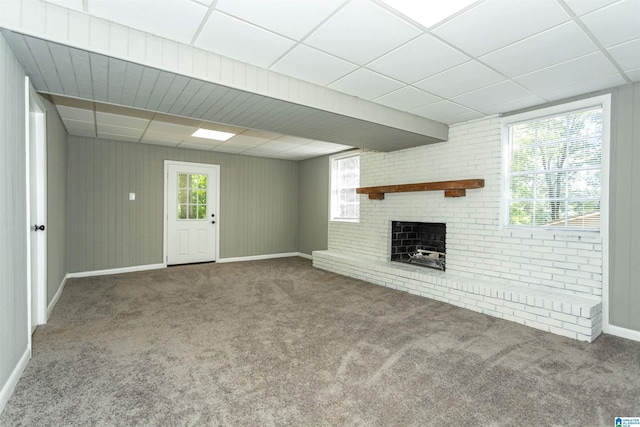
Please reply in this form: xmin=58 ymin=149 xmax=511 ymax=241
xmin=356 ymin=179 xmax=484 ymax=199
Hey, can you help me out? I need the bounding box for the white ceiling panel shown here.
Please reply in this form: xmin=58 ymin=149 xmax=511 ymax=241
xmin=242 ymin=129 xmax=283 ymax=140
xmin=195 ymin=12 xmax=296 ymax=68
xmin=515 ymin=52 xmax=620 ymax=94
xmin=480 ymin=95 xmax=546 ymax=115
xmin=329 ymin=69 xmax=404 ymax=100
xmin=304 ymin=0 xmax=421 ymax=65
xmin=226 ymin=134 xmax=271 ymax=146
xmin=432 ymin=0 xmax=569 ymax=57
xmin=410 ymin=101 xmax=476 ymax=121
xmin=537 ymin=73 xmax=627 ymax=101
xmin=96 ymin=123 xmax=145 ymax=138
xmin=178 ymin=141 xmax=219 ymax=150
xmin=608 ymin=39 xmax=640 ymax=72
xmin=95 ymin=112 xmax=149 ymax=129
xmin=367 ymin=34 xmax=469 ymax=83
xmin=44 ymin=0 xmax=83 ymax=12
xmin=580 ymin=0 xmax=640 ymax=47
xmin=211 ymin=143 xmax=252 ymax=153
xmin=97 ymin=132 xmax=140 ymax=143
xmin=141 ymin=131 xmax=185 ymax=144
xmin=271 ymin=45 xmax=357 ymax=86
xmin=438 ymin=110 xmax=484 ymax=125
xmin=626 ymin=68 xmax=640 ymax=82
xmin=63 ymin=118 xmax=95 ymax=133
xmin=379 ymin=0 xmax=480 ymax=29
xmin=57 ymin=105 xmax=95 ymax=122
xmin=452 ymin=81 xmax=533 ymax=112
xmin=479 ymin=22 xmax=597 ymax=78
xmin=563 ymin=0 xmax=619 ymax=16
xmin=215 ymin=0 xmax=345 ymax=39
xmin=414 ymin=61 xmax=503 ymax=99
xmin=373 ymin=86 xmax=441 ymax=111
xmin=145 ymin=121 xmax=198 ymax=136
xmin=87 ymin=0 xmax=208 ymax=44
xmin=139 ymin=138 xmax=180 ymax=147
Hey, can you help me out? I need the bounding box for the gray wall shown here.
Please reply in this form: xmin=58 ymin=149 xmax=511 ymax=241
xmin=609 ymin=82 xmax=640 ymax=332
xmin=0 ymin=33 xmax=28 ymax=403
xmin=67 ymin=137 xmax=299 ymax=272
xmin=42 ymin=95 xmax=68 ymax=303
xmin=298 ymin=155 xmax=329 ymax=256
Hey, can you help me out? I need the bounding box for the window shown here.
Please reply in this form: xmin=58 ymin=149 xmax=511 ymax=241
xmin=330 ymin=152 xmax=360 ymax=221
xmin=177 ymin=173 xmax=208 ymax=220
xmin=504 ymin=96 xmax=609 ymax=231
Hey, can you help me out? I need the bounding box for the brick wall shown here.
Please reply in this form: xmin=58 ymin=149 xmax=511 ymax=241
xmin=328 ymin=115 xmax=603 ymax=299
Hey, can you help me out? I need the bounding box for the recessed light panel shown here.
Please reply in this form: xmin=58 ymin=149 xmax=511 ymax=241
xmin=192 ymin=129 xmax=236 ymax=141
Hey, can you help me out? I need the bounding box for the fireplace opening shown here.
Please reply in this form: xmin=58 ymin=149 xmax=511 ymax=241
xmin=391 ymin=221 xmax=446 ymax=271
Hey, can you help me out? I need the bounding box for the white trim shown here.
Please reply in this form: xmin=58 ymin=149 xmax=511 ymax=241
xmin=24 ymin=77 xmax=32 ymax=349
xmin=217 ymin=252 xmax=300 ymax=263
xmin=47 ymin=274 xmax=68 ymax=316
xmin=0 ymin=347 xmax=30 ymax=414
xmin=67 ymin=263 xmax=165 ymax=278
xmin=297 ymin=252 xmax=313 ymax=260
xmin=329 ymin=150 xmax=361 ymax=223
xmin=599 ymin=95 xmax=612 ymax=336
xmin=607 ymin=325 xmax=640 ymax=342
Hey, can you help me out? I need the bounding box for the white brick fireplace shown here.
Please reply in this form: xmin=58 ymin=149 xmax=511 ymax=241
xmin=313 ymin=115 xmax=603 ymax=342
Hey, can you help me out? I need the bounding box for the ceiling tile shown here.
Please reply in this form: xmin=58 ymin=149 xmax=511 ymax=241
xmin=211 ymin=143 xmax=251 ymax=154
xmin=242 ymin=129 xmax=283 ymax=139
xmin=139 ymin=138 xmax=180 ymax=147
xmin=367 ymin=34 xmax=469 ymax=83
xmin=438 ymin=110 xmax=484 ymax=125
xmin=378 ymin=0 xmax=479 ymax=29
xmin=563 ymin=0 xmax=619 ymax=16
xmin=329 ymin=69 xmax=403 ymax=100
xmin=146 ymin=120 xmax=198 ymax=135
xmin=304 ymin=0 xmax=421 ymax=65
xmin=414 ymin=61 xmax=503 ymax=98
xmin=191 ymin=0 xmax=214 ymax=6
xmin=195 ymin=12 xmax=296 ymax=68
xmin=271 ymin=45 xmax=357 ymax=86
xmin=373 ymin=86 xmax=441 ymax=111
xmin=432 ymin=0 xmax=569 ymax=57
xmin=480 ymin=95 xmax=546 ymax=115
xmin=57 ymin=105 xmax=94 ymax=122
xmin=96 ymin=123 xmax=145 ymax=138
xmin=626 ymin=68 xmax=640 ymax=82
xmin=62 ymin=118 xmax=95 ymax=133
xmin=178 ymin=141 xmax=218 ymax=150
xmin=580 ymin=0 xmax=640 ymax=47
xmin=215 ymin=0 xmax=345 ymax=39
xmin=96 ymin=112 xmax=149 ymax=129
xmin=141 ymin=131 xmax=185 ymax=144
xmin=452 ymin=81 xmax=533 ymax=111
xmin=410 ymin=101 xmax=476 ymax=121
xmin=97 ymin=132 xmax=140 ymax=143
xmin=608 ymin=38 xmax=640 ymax=71
xmin=479 ymin=22 xmax=597 ymax=78
xmin=226 ymin=134 xmax=271 ymax=146
xmin=87 ymin=0 xmax=208 ymax=44
xmin=96 ymin=103 xmax=154 ymax=119
xmin=537 ymin=73 xmax=627 ymax=101
xmin=515 ymin=52 xmax=620 ymax=94
xmin=43 ymin=0 xmax=83 ymax=12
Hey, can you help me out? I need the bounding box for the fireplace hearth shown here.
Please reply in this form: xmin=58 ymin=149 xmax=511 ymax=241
xmin=391 ymin=221 xmax=445 ymax=271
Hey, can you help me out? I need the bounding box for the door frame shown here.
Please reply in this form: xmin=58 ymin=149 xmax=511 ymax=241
xmin=163 ymin=160 xmax=220 ymax=266
xmin=25 ymin=77 xmax=48 ymax=339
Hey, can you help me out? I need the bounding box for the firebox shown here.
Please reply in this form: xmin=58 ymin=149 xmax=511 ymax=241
xmin=391 ymin=221 xmax=446 ymax=271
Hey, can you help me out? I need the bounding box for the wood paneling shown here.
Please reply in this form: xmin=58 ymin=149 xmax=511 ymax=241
xmin=67 ymin=137 xmax=299 ymax=272
xmin=298 ymin=155 xmax=329 ymax=256
xmin=0 ymin=32 xmax=29 ymax=400
xmin=609 ymin=82 xmax=640 ymax=332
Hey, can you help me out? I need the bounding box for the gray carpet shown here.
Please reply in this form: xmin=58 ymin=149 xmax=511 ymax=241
xmin=1 ymin=257 xmax=639 ymax=426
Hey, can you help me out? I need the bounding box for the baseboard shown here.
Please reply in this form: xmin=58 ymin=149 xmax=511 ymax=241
xmin=297 ymin=252 xmax=313 ymax=260
xmin=0 ymin=346 xmax=30 ymax=414
xmin=217 ymin=252 xmax=300 ymax=263
xmin=606 ymin=324 xmax=640 ymax=342
xmin=47 ymin=273 xmax=68 ymax=317
xmin=67 ymin=263 xmax=165 ymax=278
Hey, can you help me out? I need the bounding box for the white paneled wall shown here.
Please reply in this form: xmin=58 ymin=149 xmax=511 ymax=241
xmin=315 ymin=115 xmax=603 ymax=341
xmin=0 ymin=0 xmax=446 ymax=139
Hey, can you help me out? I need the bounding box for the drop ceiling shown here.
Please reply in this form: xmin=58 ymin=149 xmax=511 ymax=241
xmin=2 ymin=0 xmax=638 ymax=159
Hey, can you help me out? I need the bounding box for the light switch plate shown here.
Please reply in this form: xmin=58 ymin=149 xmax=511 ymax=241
xmin=129 ymin=192 xmax=135 ymax=201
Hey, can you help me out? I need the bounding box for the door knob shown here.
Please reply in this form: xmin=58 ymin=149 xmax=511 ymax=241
xmin=33 ymin=225 xmax=45 ymax=231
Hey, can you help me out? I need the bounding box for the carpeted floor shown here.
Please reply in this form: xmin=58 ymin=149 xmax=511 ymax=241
xmin=1 ymin=257 xmax=639 ymax=426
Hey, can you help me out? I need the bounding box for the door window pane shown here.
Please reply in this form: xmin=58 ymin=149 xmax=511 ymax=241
xmin=177 ymin=173 xmax=208 ymax=220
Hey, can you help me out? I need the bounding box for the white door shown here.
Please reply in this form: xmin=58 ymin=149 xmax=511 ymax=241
xmin=27 ymin=80 xmax=47 ymax=333
xmin=166 ymin=162 xmax=219 ymax=265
